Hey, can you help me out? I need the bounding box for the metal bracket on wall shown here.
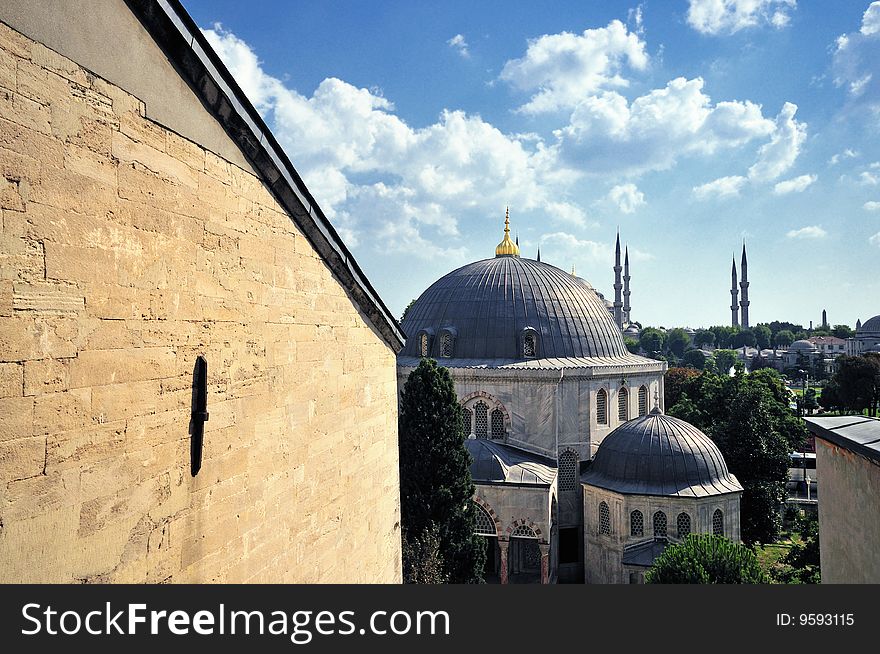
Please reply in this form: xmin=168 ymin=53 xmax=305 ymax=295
xmin=190 ymin=355 xmax=209 ymax=476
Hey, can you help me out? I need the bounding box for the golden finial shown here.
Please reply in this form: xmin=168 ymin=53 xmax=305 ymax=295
xmin=495 ymin=206 xmax=520 ymax=257
xmin=570 ymin=264 xmax=576 ymax=276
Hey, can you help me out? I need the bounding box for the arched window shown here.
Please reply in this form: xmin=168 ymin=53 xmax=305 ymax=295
xmin=638 ymin=385 xmax=648 ymax=416
xmin=490 ymin=408 xmax=505 ymax=439
xmin=596 ymin=389 xmax=608 ymax=425
xmin=419 ymin=333 xmax=429 ymax=357
xmin=474 ymin=401 xmax=488 ymax=439
xmin=511 ymin=524 xmax=538 ymax=539
xmin=618 ymin=387 xmax=629 ymax=421
xmin=523 ymin=334 xmax=536 ymax=358
xmin=558 ymin=450 xmax=578 ymax=492
xmin=653 ymin=511 xmax=667 ymax=538
xmin=713 ymin=509 xmax=724 ymax=535
xmin=630 ymin=510 xmax=644 ymax=537
xmin=439 ymin=332 xmax=452 ymax=358
xmin=473 ymin=503 xmax=496 ymax=536
xmin=599 ymin=501 xmax=611 ymax=535
xmin=462 ymin=408 xmax=473 ymax=435
xmin=677 ymin=512 xmax=691 ymax=539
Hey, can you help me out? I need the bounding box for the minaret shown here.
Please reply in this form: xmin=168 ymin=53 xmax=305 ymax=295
xmin=730 ymin=256 xmax=739 ymax=327
xmin=822 ymin=309 xmax=828 ymax=329
xmin=739 ymin=243 xmax=750 ymax=328
xmin=623 ymin=246 xmax=631 ymax=326
xmin=857 ymin=318 xmax=862 ymax=331
xmin=613 ymin=231 xmax=623 ymax=329
xmin=537 ymin=247 xmax=541 ymax=262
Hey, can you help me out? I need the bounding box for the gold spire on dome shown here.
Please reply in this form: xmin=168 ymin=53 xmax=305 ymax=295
xmin=494 ymin=207 xmax=520 ymax=257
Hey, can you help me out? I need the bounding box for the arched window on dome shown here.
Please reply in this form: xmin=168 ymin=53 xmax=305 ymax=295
xmin=419 ymin=333 xmax=429 ymax=358
xmin=474 ymin=401 xmax=488 ymax=439
xmin=490 ymin=408 xmax=505 ymax=439
xmin=630 ymin=510 xmax=644 ymax=537
xmin=523 ymin=334 xmax=536 ymax=358
xmin=618 ymin=387 xmax=629 ymax=422
xmin=462 ymin=407 xmax=473 ymax=436
xmin=677 ymin=512 xmax=691 ymax=539
xmin=439 ymin=332 xmax=453 ymax=358
xmin=653 ymin=511 xmax=667 ymax=538
xmin=638 ymin=385 xmax=648 ymax=416
xmin=599 ymin=502 xmax=611 ymax=535
xmin=713 ymin=509 xmax=724 ymax=535
xmin=558 ymin=450 xmax=578 ymax=492
xmin=596 ymin=389 xmax=608 ymax=425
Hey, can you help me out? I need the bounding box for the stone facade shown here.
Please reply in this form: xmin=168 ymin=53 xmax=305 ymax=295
xmin=0 ymin=16 xmax=402 ymax=583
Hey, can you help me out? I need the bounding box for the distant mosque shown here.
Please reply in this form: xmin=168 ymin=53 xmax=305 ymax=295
xmin=730 ymin=244 xmax=751 ymax=328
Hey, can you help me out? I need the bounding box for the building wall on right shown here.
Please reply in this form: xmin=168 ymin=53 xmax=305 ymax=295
xmin=816 ymin=438 xmax=880 ymax=583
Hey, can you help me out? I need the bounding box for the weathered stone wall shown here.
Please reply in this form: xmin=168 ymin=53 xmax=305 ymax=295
xmin=0 ymin=21 xmax=402 ymax=583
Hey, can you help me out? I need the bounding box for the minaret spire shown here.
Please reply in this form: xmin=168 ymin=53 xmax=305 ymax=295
xmin=623 ymin=246 xmax=631 ymax=326
xmin=494 ymin=206 xmax=520 ymax=257
xmin=731 ymin=255 xmax=739 ymax=327
xmin=739 ymin=242 xmax=750 ymax=328
xmin=822 ymin=309 xmax=828 ymax=329
xmin=537 ymin=247 xmax=541 ymax=262
xmin=613 ymin=231 xmax=623 ymax=329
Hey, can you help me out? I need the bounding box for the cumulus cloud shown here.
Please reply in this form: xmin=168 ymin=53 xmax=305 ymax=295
xmin=686 ymin=0 xmax=797 ymax=36
xmin=747 ymin=103 xmax=807 ymax=181
xmin=862 ymin=1 xmax=880 ymax=35
xmin=833 ymin=3 xmax=880 ymax=105
xmin=693 ymin=175 xmax=748 ymax=199
xmin=865 ymin=200 xmax=880 ymax=211
xmin=773 ymin=173 xmax=817 ymax=194
xmin=607 ymin=183 xmax=645 ymax=213
xmin=554 ymin=77 xmax=775 ymax=176
xmin=447 ymin=34 xmax=470 ymax=58
xmin=538 ymin=231 xmax=608 ymax=262
xmin=202 ymin=25 xmax=586 ymax=260
xmin=786 ymin=225 xmax=828 ymax=239
xmin=500 ymin=20 xmax=648 ymax=114
xmin=861 ymin=170 xmax=880 ymax=185
xmin=829 ymin=148 xmax=858 ymax=165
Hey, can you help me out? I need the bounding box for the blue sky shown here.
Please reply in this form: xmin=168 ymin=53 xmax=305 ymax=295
xmin=182 ymin=0 xmax=880 ymax=329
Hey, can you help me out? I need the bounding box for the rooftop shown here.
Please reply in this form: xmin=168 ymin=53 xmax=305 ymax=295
xmin=804 ymin=416 xmax=880 ymax=465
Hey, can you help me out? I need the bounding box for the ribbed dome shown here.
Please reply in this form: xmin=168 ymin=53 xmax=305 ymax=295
xmin=581 ymin=411 xmax=743 ymax=497
xmin=790 ymin=339 xmax=817 ymax=352
xmin=858 ymin=315 xmax=880 ymax=335
xmin=400 ymin=257 xmax=628 ymax=360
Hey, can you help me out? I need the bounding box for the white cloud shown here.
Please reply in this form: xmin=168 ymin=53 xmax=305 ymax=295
xmin=829 ymin=148 xmax=858 ymax=165
xmin=786 ymin=225 xmax=828 ymax=239
xmin=833 ymin=4 xmax=880 ymax=103
xmin=747 ymin=102 xmax=806 ymax=181
xmin=773 ymin=173 xmax=817 ymax=194
xmin=861 ymin=171 xmax=880 ymax=185
xmin=693 ymin=175 xmax=748 ymax=199
xmin=607 ymin=183 xmax=645 ymax=213
xmin=864 ymin=201 xmax=880 ymax=211
xmin=861 ymin=1 xmax=880 ymax=35
xmin=538 ymin=231 xmax=609 ymax=264
xmin=554 ymin=77 xmax=775 ymax=175
xmin=686 ymin=0 xmax=797 ymax=36
xmin=871 ymin=231 xmax=880 ymax=247
xmin=500 ymin=20 xmax=648 ymax=114
xmin=447 ymin=34 xmax=469 ymax=58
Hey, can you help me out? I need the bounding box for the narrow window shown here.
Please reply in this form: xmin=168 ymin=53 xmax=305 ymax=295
xmin=653 ymin=511 xmax=667 ymax=538
xmin=596 ymin=389 xmax=608 ymax=425
xmin=439 ymin=333 xmax=452 ymax=358
xmin=463 ymin=408 xmax=473 ymax=435
xmin=523 ymin=333 xmax=536 ymax=358
xmin=419 ymin=333 xmax=429 ymax=357
xmin=713 ymin=509 xmax=724 ymax=535
xmin=474 ymin=401 xmax=488 ymax=439
xmin=630 ymin=510 xmax=644 ymax=537
xmin=490 ymin=408 xmax=505 ymax=439
xmin=618 ymin=387 xmax=629 ymax=422
xmin=677 ymin=512 xmax=691 ymax=539
xmin=638 ymin=385 xmax=648 ymax=416
xmin=558 ymin=450 xmax=578 ymax=492
xmin=599 ymin=501 xmax=611 ymax=535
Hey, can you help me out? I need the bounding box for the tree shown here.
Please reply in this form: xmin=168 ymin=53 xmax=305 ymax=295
xmin=803 ymin=388 xmax=818 ymax=415
xmin=774 ymin=330 xmax=795 ymax=348
xmin=753 ymin=325 xmax=772 ymax=350
xmin=402 ymin=523 xmax=446 ymax=584
xmin=624 ymin=337 xmax=639 ymax=354
xmin=832 ymin=324 xmax=855 ymax=339
xmin=820 ymin=380 xmax=842 ymax=412
xmin=833 ymin=354 xmax=880 ymax=416
xmin=398 ymin=359 xmax=485 ymax=583
xmin=732 ymin=329 xmax=757 ymax=349
xmin=646 ymin=534 xmax=768 ymax=584
xmin=709 ymin=325 xmax=737 ymax=349
xmin=693 ymin=330 xmax=715 ymax=349
xmin=664 ymin=367 xmax=700 ymax=409
xmin=400 ymin=298 xmax=416 ymax=323
xmin=639 ymin=328 xmax=666 ymax=357
xmin=682 ymin=348 xmax=707 ymax=370
xmin=771 ymin=513 xmax=820 ymax=584
xmin=666 ymin=328 xmax=690 ymax=357
xmin=713 ymin=349 xmax=739 ymax=375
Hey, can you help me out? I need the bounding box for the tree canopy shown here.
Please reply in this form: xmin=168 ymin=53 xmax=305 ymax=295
xmin=831 ymin=353 xmax=880 ymax=417
xmin=666 ymin=328 xmax=690 ymax=358
xmin=646 ymin=534 xmax=769 ymax=584
xmin=639 ymin=327 xmax=666 ymax=357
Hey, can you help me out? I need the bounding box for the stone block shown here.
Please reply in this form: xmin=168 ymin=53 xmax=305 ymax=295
xmin=0 ymin=435 xmax=45 ymax=482
xmin=0 ymin=88 xmax=50 ymax=135
xmin=68 ymin=347 xmax=178 ymax=389
xmin=0 ymin=316 xmax=78 ymax=361
xmin=13 ymin=281 xmax=84 ymax=314
xmin=33 ymin=388 xmax=91 ymax=434
xmin=112 ymin=131 xmax=197 ymax=189
xmin=0 ymin=361 xmax=22 ymax=397
xmin=23 ymin=358 xmax=68 ymax=396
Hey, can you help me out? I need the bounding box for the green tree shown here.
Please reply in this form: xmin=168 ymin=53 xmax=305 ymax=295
xmin=713 ymin=349 xmax=739 ymax=375
xmin=709 ymin=325 xmax=738 ymax=349
xmin=820 ymin=380 xmax=842 ymax=412
xmin=693 ymin=330 xmax=715 ymax=349
xmin=833 ymin=353 xmax=880 ymax=416
xmin=682 ymin=348 xmax=707 ymax=370
xmin=803 ymin=388 xmax=818 ymax=415
xmin=639 ymin=328 xmax=666 ymax=357
xmin=646 ymin=534 xmax=769 ymax=584
xmin=774 ymin=330 xmax=795 ymax=348
xmin=753 ymin=325 xmax=772 ymax=350
xmin=402 ymin=523 xmax=447 ymax=584
xmin=398 ymin=359 xmax=485 ymax=583
xmin=666 ymin=328 xmax=690 ymax=357
xmin=664 ymin=367 xmax=700 ymax=409
xmin=831 ymin=324 xmax=855 ymax=339
xmin=400 ymin=298 xmax=416 ymax=323
xmin=624 ymin=337 xmax=640 ymax=354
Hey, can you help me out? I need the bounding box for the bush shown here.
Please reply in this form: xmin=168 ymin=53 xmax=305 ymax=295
xmin=646 ymin=534 xmax=769 ymax=584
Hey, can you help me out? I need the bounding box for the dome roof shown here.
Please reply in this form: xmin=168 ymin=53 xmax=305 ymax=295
xmin=465 ymin=439 xmax=556 ymax=485
xmin=858 ymin=315 xmax=880 ymax=335
xmin=399 ymin=256 xmax=630 ymax=360
xmin=581 ymin=410 xmax=743 ymax=497
xmin=790 ymin=339 xmax=817 ymax=352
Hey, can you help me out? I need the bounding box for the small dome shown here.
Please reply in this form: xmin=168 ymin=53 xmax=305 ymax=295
xmin=581 ymin=412 xmax=742 ymax=497
xmin=790 ymin=340 xmax=818 ymax=352
xmin=858 ymin=315 xmax=880 ymax=336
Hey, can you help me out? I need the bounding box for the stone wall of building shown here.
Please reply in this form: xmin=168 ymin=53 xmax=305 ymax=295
xmin=0 ymin=20 xmax=402 ymax=583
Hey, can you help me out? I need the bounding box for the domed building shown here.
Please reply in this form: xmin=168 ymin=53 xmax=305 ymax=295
xmin=846 ymin=315 xmax=880 ymax=355
xmin=398 ymin=212 xmax=667 ymax=583
xmin=581 ymin=408 xmax=743 ymax=583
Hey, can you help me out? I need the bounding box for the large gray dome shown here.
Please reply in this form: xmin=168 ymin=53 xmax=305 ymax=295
xmin=581 ymin=410 xmax=742 ymax=497
xmin=858 ymin=315 xmax=880 ymax=336
xmin=399 ymin=257 xmax=628 ymax=360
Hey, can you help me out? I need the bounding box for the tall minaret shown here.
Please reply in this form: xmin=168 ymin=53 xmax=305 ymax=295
xmin=739 ymin=243 xmax=750 ymax=328
xmin=730 ymin=256 xmax=739 ymax=327
xmin=822 ymin=309 xmax=828 ymax=329
xmin=623 ymin=246 xmax=631 ymax=326
xmin=613 ymin=231 xmax=623 ymax=329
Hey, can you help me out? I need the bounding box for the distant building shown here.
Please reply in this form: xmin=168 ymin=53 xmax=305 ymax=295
xmin=846 ymin=315 xmax=880 ymax=356
xmin=804 ymin=417 xmax=880 ymax=584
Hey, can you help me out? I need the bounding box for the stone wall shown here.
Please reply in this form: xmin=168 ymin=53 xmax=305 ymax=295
xmin=0 ymin=20 xmax=402 ymax=583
